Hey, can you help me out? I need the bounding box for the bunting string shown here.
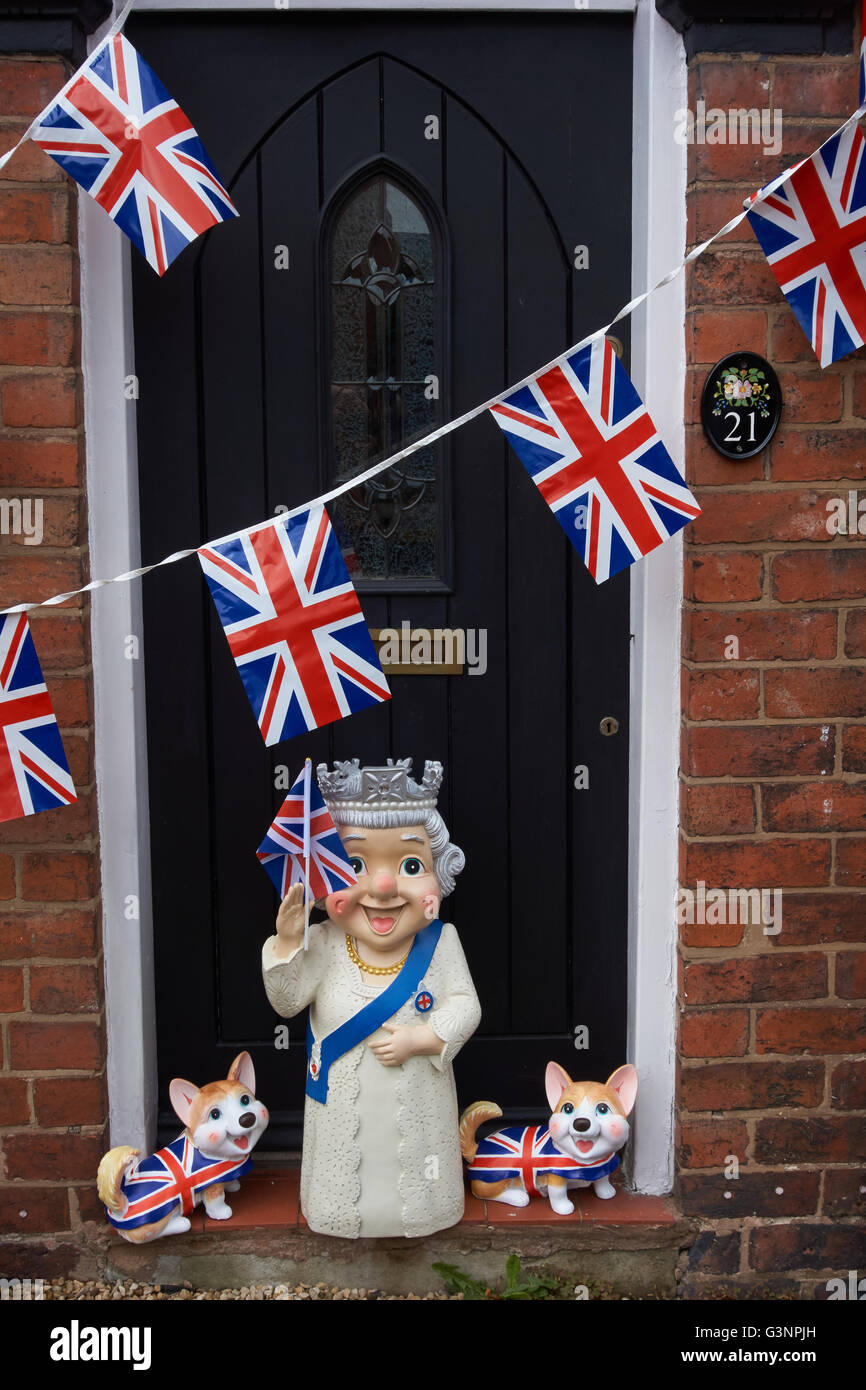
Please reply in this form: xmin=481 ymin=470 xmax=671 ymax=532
xmin=1 ymin=11 xmax=865 ymax=614
xmin=0 ymin=0 xmax=136 ymax=176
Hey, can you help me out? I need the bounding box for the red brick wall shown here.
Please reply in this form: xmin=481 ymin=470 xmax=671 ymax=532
xmin=0 ymin=57 xmax=105 ymax=1276
xmin=680 ymin=38 xmax=866 ymax=1294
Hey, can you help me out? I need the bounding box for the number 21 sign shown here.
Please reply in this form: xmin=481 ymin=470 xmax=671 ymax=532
xmin=701 ymin=352 xmax=781 ymax=460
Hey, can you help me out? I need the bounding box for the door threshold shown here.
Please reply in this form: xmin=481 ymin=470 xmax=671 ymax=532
xmin=98 ymin=1168 xmax=688 ymax=1297
xmin=194 ymin=1166 xmax=679 ymax=1232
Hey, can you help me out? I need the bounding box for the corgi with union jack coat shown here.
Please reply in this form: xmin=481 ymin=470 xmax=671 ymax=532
xmin=97 ymin=1052 xmax=268 ymax=1243
xmin=460 ymin=1061 xmax=637 ymax=1214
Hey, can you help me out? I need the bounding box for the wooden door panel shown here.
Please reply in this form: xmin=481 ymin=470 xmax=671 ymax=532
xmin=382 ymin=60 xmax=444 ymax=200
xmin=322 ymin=62 xmax=382 ymax=197
xmin=505 ymin=160 xmax=570 ymax=1038
xmin=130 ymin=11 xmax=633 ymax=1142
xmin=198 ymin=164 xmax=264 ymax=541
xmin=260 ymin=105 xmax=321 ymax=503
xmin=444 ymin=102 xmax=509 ymax=1042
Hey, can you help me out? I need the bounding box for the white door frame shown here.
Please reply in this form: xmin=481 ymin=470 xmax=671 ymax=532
xmin=82 ymin=0 xmax=685 ymax=1193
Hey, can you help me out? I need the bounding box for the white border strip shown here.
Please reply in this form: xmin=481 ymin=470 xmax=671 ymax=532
xmin=81 ymin=16 xmax=157 ymax=1150
xmin=627 ymin=0 xmax=685 ymax=1195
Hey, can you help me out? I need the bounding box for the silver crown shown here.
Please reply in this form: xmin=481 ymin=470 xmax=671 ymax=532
xmin=316 ymin=757 xmax=443 ymax=812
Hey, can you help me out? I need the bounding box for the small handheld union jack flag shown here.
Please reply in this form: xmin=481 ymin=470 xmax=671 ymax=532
xmin=747 ymin=122 xmax=866 ymax=367
xmin=489 ymin=337 xmax=700 ymax=583
xmin=199 ymin=507 xmax=390 ymax=747
xmin=0 ymin=615 xmax=76 ymax=825
xmin=30 ymin=31 xmax=237 ymax=275
xmin=257 ymin=760 xmax=357 ymax=906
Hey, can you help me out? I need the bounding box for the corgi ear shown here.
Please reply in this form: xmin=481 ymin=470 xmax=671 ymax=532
xmin=606 ymin=1064 xmax=638 ymax=1116
xmin=228 ymin=1051 xmax=256 ymax=1093
xmin=545 ymin=1061 xmax=573 ymax=1111
xmin=170 ymin=1078 xmax=200 ymax=1128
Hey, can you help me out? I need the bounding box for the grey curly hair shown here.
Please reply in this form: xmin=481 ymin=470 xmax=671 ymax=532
xmin=329 ymin=805 xmax=464 ymax=899
xmin=318 ymin=758 xmax=465 ymax=898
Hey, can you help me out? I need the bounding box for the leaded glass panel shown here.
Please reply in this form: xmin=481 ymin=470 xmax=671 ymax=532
xmin=327 ymin=174 xmax=443 ymax=583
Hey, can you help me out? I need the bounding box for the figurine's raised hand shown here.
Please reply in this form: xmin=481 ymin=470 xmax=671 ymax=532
xmin=273 ymin=882 xmax=306 ymax=959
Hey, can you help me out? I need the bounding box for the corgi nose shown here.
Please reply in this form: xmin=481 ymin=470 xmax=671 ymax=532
xmin=572 ymin=1118 xmax=591 ymax=1132
xmin=239 ymin=1112 xmax=256 ymax=1129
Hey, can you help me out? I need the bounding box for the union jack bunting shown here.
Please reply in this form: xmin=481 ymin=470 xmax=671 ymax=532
xmin=199 ymin=506 xmax=390 ymax=746
xmin=861 ymin=0 xmax=865 ymax=107
xmin=257 ymin=760 xmax=357 ymax=903
xmin=466 ymin=1125 xmax=619 ymax=1198
xmin=30 ymin=32 xmax=237 ymax=276
xmin=106 ymin=1135 xmax=253 ymax=1232
xmin=0 ymin=614 xmax=76 ymax=825
xmin=489 ymin=337 xmax=700 ymax=583
xmin=746 ymin=123 xmax=866 ymax=367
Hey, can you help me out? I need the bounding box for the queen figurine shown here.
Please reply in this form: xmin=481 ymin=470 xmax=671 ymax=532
xmin=262 ymin=757 xmax=481 ymax=1239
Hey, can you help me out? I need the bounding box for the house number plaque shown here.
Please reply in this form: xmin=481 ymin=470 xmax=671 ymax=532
xmin=701 ymin=351 xmax=782 ymax=460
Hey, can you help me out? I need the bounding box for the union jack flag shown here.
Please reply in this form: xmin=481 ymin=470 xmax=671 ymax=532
xmin=30 ymin=32 xmax=236 ymax=276
xmin=0 ymin=614 xmax=76 ymax=825
xmin=257 ymin=760 xmax=357 ymax=903
xmin=106 ymin=1134 xmax=253 ymax=1232
xmin=861 ymin=0 xmax=865 ymax=107
xmin=199 ymin=506 xmax=390 ymax=747
xmin=747 ymin=122 xmax=866 ymax=367
xmin=466 ymin=1125 xmax=619 ymax=1198
xmin=489 ymin=337 xmax=700 ymax=583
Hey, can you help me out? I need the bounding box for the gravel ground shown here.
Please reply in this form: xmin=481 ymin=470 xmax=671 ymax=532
xmin=45 ymin=1278 xmax=460 ymax=1300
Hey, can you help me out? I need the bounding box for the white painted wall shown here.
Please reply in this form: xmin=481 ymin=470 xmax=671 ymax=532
xmin=627 ymin=0 xmax=687 ymax=1194
xmin=82 ymin=0 xmax=684 ymax=1184
xmin=80 ymin=189 xmax=157 ymax=1149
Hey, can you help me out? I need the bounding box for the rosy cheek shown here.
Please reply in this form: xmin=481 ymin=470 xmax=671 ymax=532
xmin=208 ymin=1131 xmax=219 ymax=1144
xmin=260 ymin=1107 xmax=269 ymax=1122
xmin=608 ymin=1122 xmax=623 ymax=1140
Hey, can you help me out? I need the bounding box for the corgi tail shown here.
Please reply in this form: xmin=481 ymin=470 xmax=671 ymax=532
xmin=97 ymin=1146 xmax=140 ymax=1214
xmin=459 ymin=1101 xmax=502 ymax=1162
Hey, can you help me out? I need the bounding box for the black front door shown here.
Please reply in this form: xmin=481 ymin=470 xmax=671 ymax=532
xmin=131 ymin=9 xmax=633 ymax=1147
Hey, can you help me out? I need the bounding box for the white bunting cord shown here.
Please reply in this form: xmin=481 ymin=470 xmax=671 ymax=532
xmin=1 ymin=78 xmax=865 ymax=616
xmin=0 ymin=0 xmax=136 ymax=175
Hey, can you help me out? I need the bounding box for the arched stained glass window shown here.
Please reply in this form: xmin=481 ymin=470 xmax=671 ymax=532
xmin=325 ymin=171 xmax=446 ymax=585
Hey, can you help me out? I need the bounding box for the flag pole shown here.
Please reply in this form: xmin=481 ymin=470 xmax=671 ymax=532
xmin=303 ymin=757 xmax=312 ymax=951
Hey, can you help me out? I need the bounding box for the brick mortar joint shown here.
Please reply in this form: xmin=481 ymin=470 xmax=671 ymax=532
xmin=680 ymin=942 xmax=866 ymax=960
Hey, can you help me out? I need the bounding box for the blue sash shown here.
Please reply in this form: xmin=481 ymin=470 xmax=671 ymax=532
xmin=305 ymin=918 xmax=443 ymax=1104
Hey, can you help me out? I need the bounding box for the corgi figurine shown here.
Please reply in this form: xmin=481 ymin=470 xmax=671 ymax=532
xmin=460 ymin=1061 xmax=637 ymax=1214
xmin=97 ymin=1051 xmax=268 ymax=1243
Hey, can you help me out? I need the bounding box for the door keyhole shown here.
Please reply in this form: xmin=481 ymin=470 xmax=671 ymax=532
xmin=599 ymin=716 xmax=619 ymax=737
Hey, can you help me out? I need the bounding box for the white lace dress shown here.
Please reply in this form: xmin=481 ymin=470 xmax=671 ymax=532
xmin=262 ymin=921 xmax=481 ymax=1238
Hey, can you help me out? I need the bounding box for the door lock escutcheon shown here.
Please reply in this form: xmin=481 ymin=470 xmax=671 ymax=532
xmin=599 ymin=716 xmax=620 ymax=737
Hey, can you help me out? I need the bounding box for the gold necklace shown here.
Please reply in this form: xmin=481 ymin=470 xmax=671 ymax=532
xmin=345 ymin=934 xmax=408 ymax=977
